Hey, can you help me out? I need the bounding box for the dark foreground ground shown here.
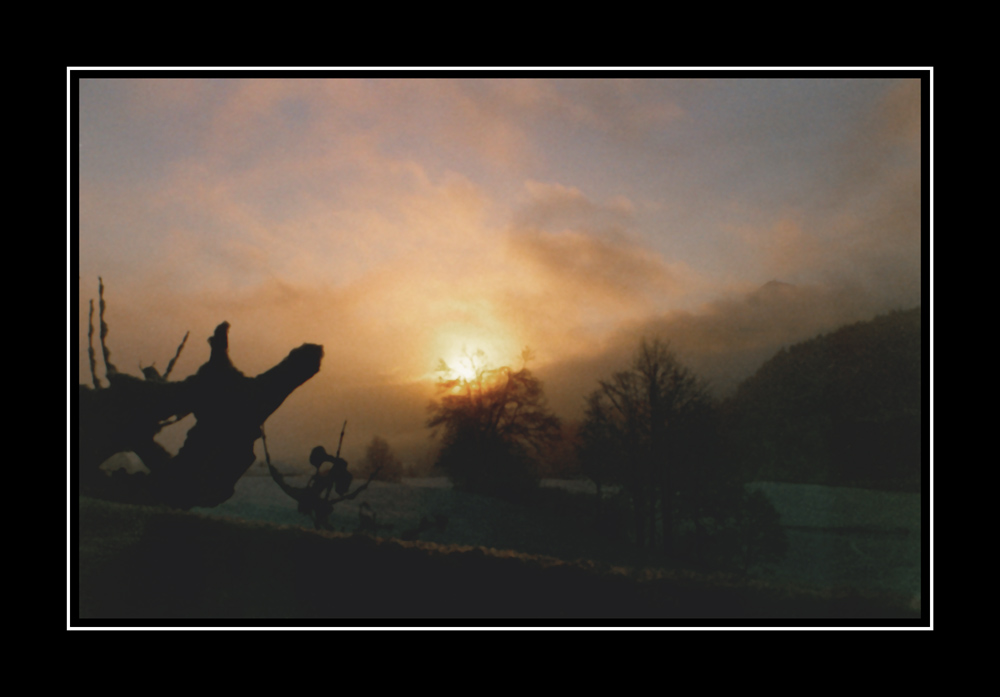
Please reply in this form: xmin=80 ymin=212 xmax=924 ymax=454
xmin=76 ymin=497 xmax=922 ymax=623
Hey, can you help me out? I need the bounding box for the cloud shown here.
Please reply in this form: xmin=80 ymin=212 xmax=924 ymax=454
xmin=709 ymin=79 xmax=922 ymax=310
xmin=506 ymin=181 xmax=701 ymax=320
xmin=547 ymin=78 xmax=695 ymax=136
xmin=536 ymin=279 xmax=910 ymax=420
xmin=97 ymin=126 xmax=499 ymax=299
xmin=124 ymin=78 xmax=217 ymax=116
xmin=514 ymin=181 xmax=635 ymax=231
xmin=875 ymin=79 xmax=921 ymax=146
xmin=509 ymin=227 xmax=685 ymax=309
xmin=192 ymin=79 xmax=539 ymax=172
xmin=174 ymin=78 xmax=699 ymax=178
xmin=491 ymin=79 xmax=697 ymax=140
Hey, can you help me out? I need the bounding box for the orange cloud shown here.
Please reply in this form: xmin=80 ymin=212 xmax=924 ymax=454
xmin=508 ymin=227 xmax=685 ymax=308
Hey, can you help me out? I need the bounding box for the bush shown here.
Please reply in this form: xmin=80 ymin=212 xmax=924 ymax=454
xmin=673 ymin=485 xmax=787 ymax=572
xmin=437 ymin=428 xmax=539 ymax=502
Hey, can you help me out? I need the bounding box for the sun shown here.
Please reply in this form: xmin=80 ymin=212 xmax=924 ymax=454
xmin=428 ymin=320 xmax=518 ymax=382
xmin=451 ymin=353 xmax=480 ymax=381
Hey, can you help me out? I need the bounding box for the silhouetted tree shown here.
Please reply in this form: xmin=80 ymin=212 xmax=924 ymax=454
xmin=580 ymin=338 xmax=787 ymax=569
xmin=360 ymin=435 xmax=404 ymax=482
xmin=579 ymin=338 xmax=714 ymax=553
xmin=427 ymin=349 xmax=560 ymax=500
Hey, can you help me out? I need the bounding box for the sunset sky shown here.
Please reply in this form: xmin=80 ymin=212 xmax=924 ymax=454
xmin=75 ymin=74 xmax=925 ymax=468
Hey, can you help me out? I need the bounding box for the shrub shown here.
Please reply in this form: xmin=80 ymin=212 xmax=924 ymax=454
xmin=673 ymin=485 xmax=787 ymax=572
xmin=437 ymin=428 xmax=539 ymax=501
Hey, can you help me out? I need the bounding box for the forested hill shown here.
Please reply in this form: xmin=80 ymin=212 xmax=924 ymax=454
xmin=725 ymin=308 xmax=923 ymax=492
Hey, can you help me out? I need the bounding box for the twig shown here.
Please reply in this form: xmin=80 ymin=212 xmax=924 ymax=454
xmin=163 ymin=331 xmax=189 ymax=380
xmin=88 ymin=299 xmax=101 ymax=389
xmin=335 ymin=419 xmax=347 ymax=458
xmin=98 ymin=277 xmax=117 ymax=378
xmin=263 ymin=429 xmax=310 ymax=504
xmin=323 ymin=466 xmax=382 ymax=505
xmin=309 ymin=466 xmax=381 ymax=530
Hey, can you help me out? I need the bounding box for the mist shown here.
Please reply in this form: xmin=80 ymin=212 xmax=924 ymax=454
xmin=77 ymin=75 xmax=922 ymax=468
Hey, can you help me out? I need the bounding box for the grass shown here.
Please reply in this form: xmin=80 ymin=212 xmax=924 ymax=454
xmin=75 ymin=491 xmax=922 ymax=622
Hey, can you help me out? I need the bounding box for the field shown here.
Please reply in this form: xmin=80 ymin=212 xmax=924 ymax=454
xmin=76 ymin=474 xmax=922 ymax=622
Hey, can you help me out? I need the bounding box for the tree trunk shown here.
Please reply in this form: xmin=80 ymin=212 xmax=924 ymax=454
xmin=79 ymin=322 xmax=323 ymax=509
xmin=594 ymin=480 xmax=603 ymax=527
xmin=632 ymin=485 xmax=645 ymax=548
xmin=661 ymin=474 xmax=672 ymax=557
xmin=647 ymin=459 xmax=658 ymax=550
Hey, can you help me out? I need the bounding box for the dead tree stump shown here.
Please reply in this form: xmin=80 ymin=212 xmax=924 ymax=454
xmin=79 ymin=312 xmax=322 ymax=509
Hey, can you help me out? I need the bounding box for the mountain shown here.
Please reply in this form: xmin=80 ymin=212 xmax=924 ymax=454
xmin=724 ymin=307 xmax=923 ymax=491
xmin=749 ymin=279 xmax=797 ymax=300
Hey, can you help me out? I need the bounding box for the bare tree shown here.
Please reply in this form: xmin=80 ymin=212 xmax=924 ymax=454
xmin=427 ymin=349 xmax=560 ymax=498
xmin=580 ymin=338 xmax=713 ymax=553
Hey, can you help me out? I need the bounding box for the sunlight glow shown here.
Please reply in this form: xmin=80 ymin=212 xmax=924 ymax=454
xmin=427 ymin=319 xmax=521 ymax=383
xmin=452 ymin=354 xmax=479 ymax=381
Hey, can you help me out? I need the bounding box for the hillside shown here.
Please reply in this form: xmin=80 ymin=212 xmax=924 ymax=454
xmin=724 ymin=308 xmax=923 ymax=491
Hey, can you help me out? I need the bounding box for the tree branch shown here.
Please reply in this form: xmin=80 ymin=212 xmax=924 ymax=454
xmin=163 ymin=331 xmax=189 ymax=380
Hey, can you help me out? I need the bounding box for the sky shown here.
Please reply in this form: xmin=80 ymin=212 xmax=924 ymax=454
xmin=74 ymin=73 xmax=925 ymax=469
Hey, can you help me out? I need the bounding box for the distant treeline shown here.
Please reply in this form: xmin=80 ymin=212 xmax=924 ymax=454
xmin=722 ymin=307 xmax=922 ymax=492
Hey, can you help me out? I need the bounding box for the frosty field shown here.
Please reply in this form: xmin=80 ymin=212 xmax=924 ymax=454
xmin=191 ymin=476 xmax=922 ymax=601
